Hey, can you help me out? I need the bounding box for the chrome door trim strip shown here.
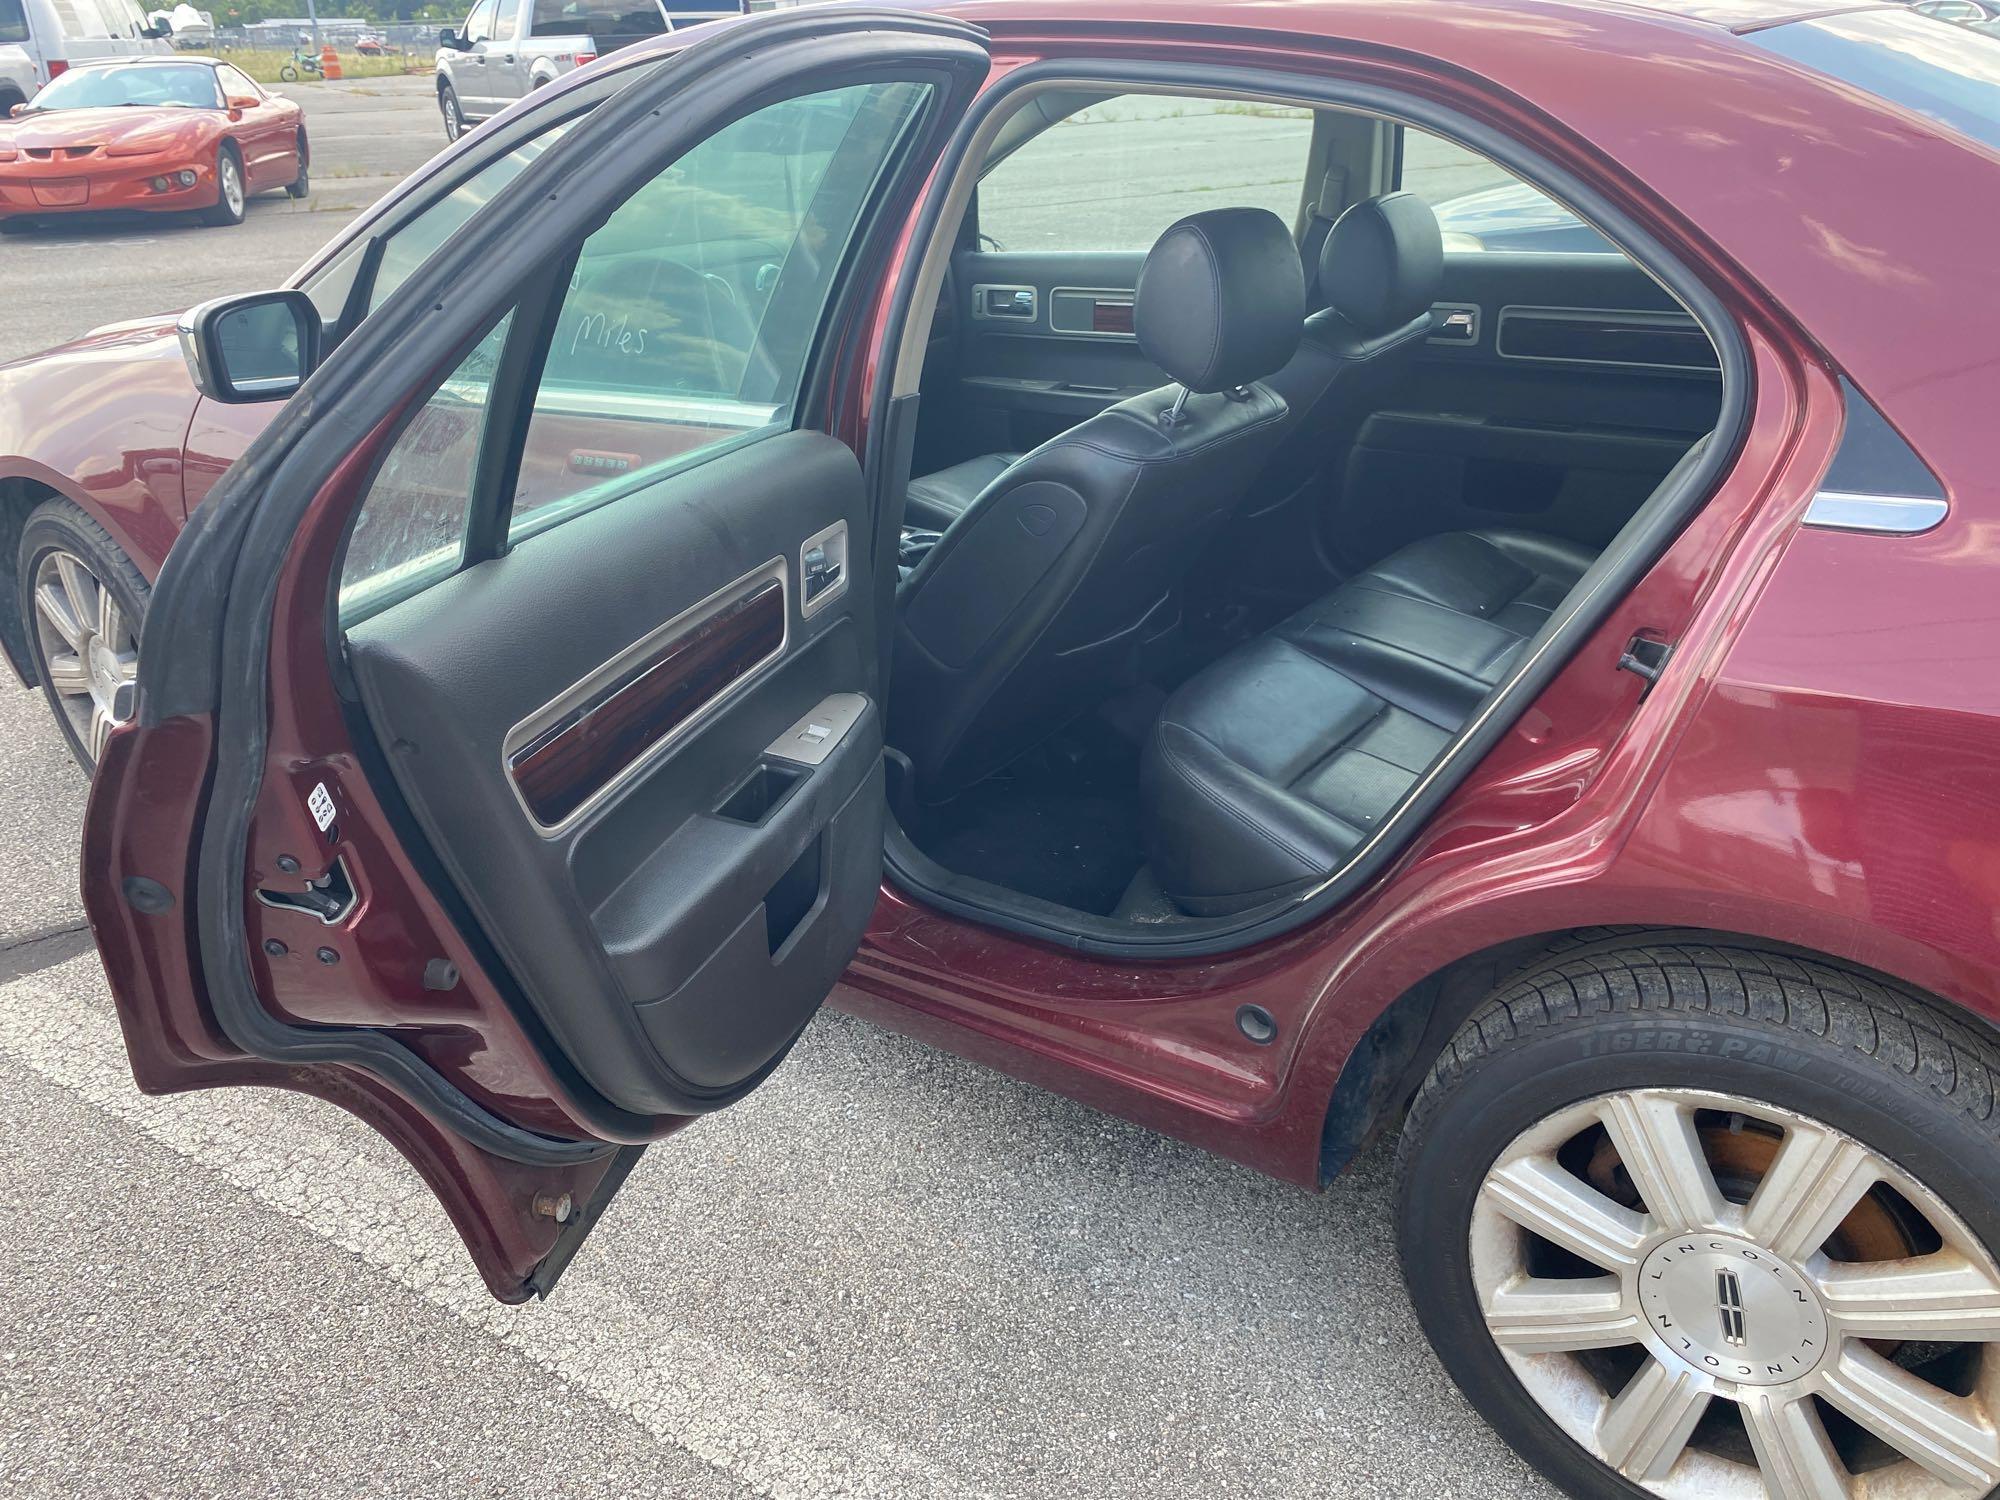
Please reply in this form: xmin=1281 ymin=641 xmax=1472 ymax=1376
xmin=1802 ymin=490 xmax=1949 ymax=535
xmin=500 ymin=555 xmax=790 ymax=837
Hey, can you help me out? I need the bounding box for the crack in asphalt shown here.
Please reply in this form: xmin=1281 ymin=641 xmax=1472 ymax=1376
xmin=0 ymin=922 xmax=93 ymax=985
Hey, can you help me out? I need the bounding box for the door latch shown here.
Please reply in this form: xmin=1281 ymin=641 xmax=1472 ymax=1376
xmin=1617 ymin=634 xmax=1674 ymax=698
xmin=256 ymin=855 xmax=357 ymax=925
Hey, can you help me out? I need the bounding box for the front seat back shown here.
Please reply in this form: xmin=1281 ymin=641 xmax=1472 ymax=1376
xmin=1250 ymin=191 xmax=1444 ymax=515
xmin=892 ymin=207 xmax=1307 ymax=802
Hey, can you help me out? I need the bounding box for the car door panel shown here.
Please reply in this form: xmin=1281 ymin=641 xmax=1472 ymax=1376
xmin=83 ymin=9 xmax=992 ymax=1303
xmin=345 ymin=430 xmax=884 ymax=1116
xmin=1326 ymin=252 xmax=1719 ymax=567
xmin=925 ymin=247 xmax=1164 ymax=467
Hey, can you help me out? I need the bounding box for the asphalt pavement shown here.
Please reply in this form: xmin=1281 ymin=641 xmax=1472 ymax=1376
xmin=0 ymin=74 xmax=1555 ymax=1499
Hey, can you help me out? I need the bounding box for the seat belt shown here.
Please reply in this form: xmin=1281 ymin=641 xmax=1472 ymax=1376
xmin=1299 ymin=163 xmax=1349 ymax=304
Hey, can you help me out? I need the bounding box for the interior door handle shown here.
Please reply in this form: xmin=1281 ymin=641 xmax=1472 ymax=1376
xmin=803 ymin=545 xmax=841 ymax=602
xmin=798 ymin=520 xmax=849 ymax=618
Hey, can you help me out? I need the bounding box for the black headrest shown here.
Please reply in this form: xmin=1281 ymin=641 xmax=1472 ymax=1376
xmin=1135 ymin=208 xmax=1305 ymax=393
xmin=1319 ymin=191 xmax=1443 ymax=336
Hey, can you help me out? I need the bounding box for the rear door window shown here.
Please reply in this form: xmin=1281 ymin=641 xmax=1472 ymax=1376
xmin=1396 ymin=128 xmax=1616 ymax=255
xmin=976 ymin=97 xmax=1314 ymax=253
xmin=0 ymin=0 xmax=30 ymax=47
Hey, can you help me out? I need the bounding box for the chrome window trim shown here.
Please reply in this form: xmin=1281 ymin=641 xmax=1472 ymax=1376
xmin=1802 ymin=490 xmax=1949 ymax=535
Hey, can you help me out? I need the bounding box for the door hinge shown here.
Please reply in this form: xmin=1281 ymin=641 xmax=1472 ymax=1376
xmin=1617 ymin=634 xmax=1674 ymax=697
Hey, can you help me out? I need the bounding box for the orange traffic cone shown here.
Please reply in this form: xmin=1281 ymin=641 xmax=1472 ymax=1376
xmin=321 ymin=42 xmax=341 ymax=80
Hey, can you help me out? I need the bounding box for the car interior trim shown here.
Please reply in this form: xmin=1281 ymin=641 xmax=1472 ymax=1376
xmin=1494 ymin=303 xmax=1719 ymax=372
xmin=869 ymin=54 xmax=1755 ymax=959
xmin=503 ymin=560 xmax=790 ymax=832
xmin=1046 ymin=286 xmax=1139 ymax=339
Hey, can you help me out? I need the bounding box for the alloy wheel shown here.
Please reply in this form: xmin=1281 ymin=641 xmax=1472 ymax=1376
xmin=220 ymin=153 xmax=245 ymax=217
xmin=30 ymin=548 xmax=138 ymax=764
xmin=1471 ymin=1088 xmax=2000 ymax=1498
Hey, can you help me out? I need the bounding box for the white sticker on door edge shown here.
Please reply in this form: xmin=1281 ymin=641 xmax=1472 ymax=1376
xmin=307 ymin=782 xmax=336 ymax=833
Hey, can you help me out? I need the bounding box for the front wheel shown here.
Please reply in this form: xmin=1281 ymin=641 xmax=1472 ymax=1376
xmin=286 ymin=132 xmax=310 ymax=199
xmin=201 ymin=145 xmax=246 ymax=227
xmin=1397 ymin=934 xmax=2000 ymax=1500
xmin=278 ymin=62 xmax=299 ymax=82
xmin=17 ymin=498 xmax=150 ymax=773
xmin=439 ymin=83 xmax=465 ymax=141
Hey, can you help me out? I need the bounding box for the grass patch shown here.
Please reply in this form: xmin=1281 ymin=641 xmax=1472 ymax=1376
xmin=223 ymin=50 xmax=428 ymax=86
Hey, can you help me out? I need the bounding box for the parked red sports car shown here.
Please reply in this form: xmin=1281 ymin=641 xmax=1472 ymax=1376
xmin=0 ymin=55 xmax=307 ymax=230
xmin=12 ymin=3 xmax=2000 ymax=1495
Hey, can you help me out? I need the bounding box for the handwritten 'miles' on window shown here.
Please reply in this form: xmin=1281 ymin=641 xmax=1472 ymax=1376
xmin=570 ymin=311 xmax=649 ymax=360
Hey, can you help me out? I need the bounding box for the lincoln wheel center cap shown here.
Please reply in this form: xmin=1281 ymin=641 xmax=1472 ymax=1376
xmin=1637 ymin=1236 xmax=1828 ymax=1387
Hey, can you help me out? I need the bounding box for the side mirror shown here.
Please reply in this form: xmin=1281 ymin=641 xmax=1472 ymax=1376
xmin=177 ymin=290 xmax=323 ymax=404
xmin=140 ymin=18 xmax=172 ymax=37
xmin=8 ymin=102 xmax=29 ymax=119
xmin=225 ymin=93 xmax=258 ymax=116
xmin=438 ymin=27 xmax=464 ymax=48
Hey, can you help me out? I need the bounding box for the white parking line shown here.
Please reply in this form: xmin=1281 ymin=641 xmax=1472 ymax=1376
xmin=0 ymin=952 xmax=996 ymax=1500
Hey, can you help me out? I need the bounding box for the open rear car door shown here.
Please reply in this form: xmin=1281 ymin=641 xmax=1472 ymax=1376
xmin=79 ymin=10 xmax=991 ymax=1302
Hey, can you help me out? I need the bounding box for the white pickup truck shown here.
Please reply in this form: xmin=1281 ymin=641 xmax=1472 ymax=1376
xmin=436 ymin=0 xmax=747 ymax=140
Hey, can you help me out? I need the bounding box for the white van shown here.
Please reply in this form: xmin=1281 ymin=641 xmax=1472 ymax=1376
xmin=0 ymin=0 xmax=173 ymax=110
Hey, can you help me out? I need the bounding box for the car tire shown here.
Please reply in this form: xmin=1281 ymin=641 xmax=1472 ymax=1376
xmin=17 ymin=498 xmax=150 ymax=774
xmin=440 ymin=83 xmax=464 ymax=141
xmin=201 ymin=144 xmax=246 ymax=227
xmin=1396 ymin=932 xmax=2000 ymax=1500
xmin=286 ymin=132 xmax=310 ymax=199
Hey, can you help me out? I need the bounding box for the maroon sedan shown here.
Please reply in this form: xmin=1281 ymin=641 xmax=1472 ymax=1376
xmin=0 ymin=57 xmax=307 ymax=231
xmin=20 ymin=2 xmax=2000 ymax=1495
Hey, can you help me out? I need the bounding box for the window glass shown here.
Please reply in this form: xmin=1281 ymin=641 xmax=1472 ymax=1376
xmin=493 ymin=1 xmax=518 ymax=41
xmin=464 ymin=0 xmax=496 ymax=44
xmin=530 ymin=0 xmax=667 ymax=39
xmin=0 ymin=0 xmax=30 ymax=47
xmin=1748 ymin=10 xmax=2000 ymax=156
xmin=366 ymin=121 xmax=571 ymax=313
xmin=33 ymin=62 xmax=220 ymax=108
xmin=338 ymin=315 xmax=511 ymax=616
xmin=216 ymin=64 xmax=260 ymax=99
xmin=508 ymin=79 xmax=930 ymax=538
xmin=48 ymin=0 xmax=116 ymax=38
xmin=977 ymin=97 xmax=1314 ymax=254
xmin=338 ymin=80 xmax=932 ymax=614
xmin=1396 ymin=128 xmax=1616 ymax=255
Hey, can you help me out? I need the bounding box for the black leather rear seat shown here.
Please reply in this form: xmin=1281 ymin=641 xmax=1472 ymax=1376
xmin=1142 ymin=528 xmax=1595 ymax=914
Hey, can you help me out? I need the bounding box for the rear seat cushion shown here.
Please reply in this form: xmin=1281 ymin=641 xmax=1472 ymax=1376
xmin=903 ymin=451 xmax=1021 ymax=531
xmin=1142 ymin=528 xmax=1595 ymax=914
